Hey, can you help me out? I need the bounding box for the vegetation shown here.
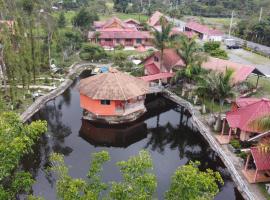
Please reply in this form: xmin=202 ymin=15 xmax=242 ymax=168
xmin=79 ymin=43 xmax=107 ymax=61
xmin=235 ymin=17 xmax=270 ymax=47
xmin=174 ymin=36 xmax=206 ymax=83
xmin=0 ymin=112 xmax=47 ymax=199
xmin=152 ymin=17 xmax=174 ymax=72
xmin=203 ymin=41 xmax=228 ymax=59
xmin=165 ymin=161 xmax=223 ymax=200
xmin=51 ymin=150 xmax=223 ymax=200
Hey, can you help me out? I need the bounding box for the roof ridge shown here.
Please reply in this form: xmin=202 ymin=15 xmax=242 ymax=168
xmin=114 ymin=72 xmax=127 ymax=101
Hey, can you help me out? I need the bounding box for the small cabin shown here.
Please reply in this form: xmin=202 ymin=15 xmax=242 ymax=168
xmin=78 ymin=68 xmax=149 ymax=124
xmin=216 ymin=98 xmax=270 ymax=144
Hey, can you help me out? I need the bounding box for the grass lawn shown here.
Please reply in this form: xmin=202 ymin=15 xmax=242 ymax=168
xmin=258 ymin=184 xmax=270 ymax=200
xmin=247 ymin=76 xmax=270 ymax=98
xmin=99 ymin=12 xmax=148 ymax=22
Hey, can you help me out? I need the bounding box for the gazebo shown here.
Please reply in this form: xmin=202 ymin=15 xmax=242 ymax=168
xmin=216 ymin=98 xmax=270 ymax=144
xmin=243 ymin=147 xmax=270 ymax=183
xmin=78 ymin=68 xmax=149 ymax=124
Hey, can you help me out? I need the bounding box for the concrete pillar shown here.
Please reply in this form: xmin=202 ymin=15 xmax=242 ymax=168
xmin=228 ymin=128 xmax=232 ymax=141
xmin=244 ymin=154 xmax=251 ymax=171
xmin=221 ymin=119 xmax=226 ymax=135
xmin=254 ymin=169 xmax=258 ymax=183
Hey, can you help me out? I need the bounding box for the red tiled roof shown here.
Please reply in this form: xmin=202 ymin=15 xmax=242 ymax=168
xmin=170 ymin=28 xmax=196 ymax=38
xmin=124 ymin=18 xmax=140 ymax=25
xmin=145 ymin=62 xmax=160 ymax=75
xmin=154 ymin=49 xmax=185 ymax=70
xmin=226 ymin=98 xmax=270 ymax=132
xmin=148 ymin=11 xmax=164 ymax=27
xmin=251 ymin=147 xmax=270 ymax=171
xmin=202 ymin=57 xmax=255 ymax=83
xmin=88 ymin=30 xmax=152 ymax=39
xmin=140 ymin=72 xmax=174 ymax=82
xmin=94 ymin=17 xmax=137 ymax=30
xmin=235 ymin=98 xmax=261 ymax=108
xmin=186 ymin=21 xmax=223 ymax=36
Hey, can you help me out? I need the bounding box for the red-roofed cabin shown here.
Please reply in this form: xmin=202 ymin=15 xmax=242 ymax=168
xmin=185 ymin=21 xmax=223 ymax=41
xmin=89 ymin=17 xmax=152 ymax=48
xmin=217 ymin=98 xmax=270 ymax=144
xmin=141 ymin=49 xmax=185 ymax=83
xmin=242 ymin=147 xmax=270 ymax=183
xmin=124 ymin=19 xmax=143 ymax=31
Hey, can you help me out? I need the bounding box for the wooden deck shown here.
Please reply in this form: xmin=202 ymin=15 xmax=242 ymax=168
xmin=215 ymin=135 xmax=234 ymax=144
xmin=242 ymin=169 xmax=270 ymax=184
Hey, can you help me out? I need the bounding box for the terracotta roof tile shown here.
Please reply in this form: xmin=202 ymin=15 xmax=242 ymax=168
xmin=186 ymin=21 xmax=223 ymax=36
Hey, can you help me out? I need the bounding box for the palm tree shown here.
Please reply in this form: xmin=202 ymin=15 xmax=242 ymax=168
xmin=174 ymin=36 xmax=207 ymax=83
xmin=152 ymin=16 xmax=174 ymax=72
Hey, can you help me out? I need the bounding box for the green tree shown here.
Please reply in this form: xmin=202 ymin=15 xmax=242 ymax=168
xmin=51 ymin=150 xmax=157 ymax=200
xmin=72 ymin=8 xmax=98 ymax=30
xmin=79 ymin=43 xmax=107 ymax=61
xmin=165 ymin=161 xmax=223 ymax=200
xmin=0 ymin=112 xmax=47 ymax=199
xmin=58 ymin=12 xmax=66 ymax=28
xmin=152 ymin=17 xmax=174 ymax=72
xmin=174 ymin=36 xmax=206 ymax=83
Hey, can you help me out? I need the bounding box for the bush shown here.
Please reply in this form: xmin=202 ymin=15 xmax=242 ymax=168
xmin=203 ymin=41 xmax=228 ymax=59
xmin=210 ymin=49 xmax=228 ymax=59
xmin=203 ymin=41 xmax=220 ymax=53
xmin=238 ymin=152 xmax=247 ymax=160
xmin=114 ymin=44 xmax=124 ymax=50
xmin=112 ymin=51 xmax=128 ymax=67
xmin=79 ymin=43 xmax=107 ymax=61
xmin=230 ymin=139 xmax=241 ymax=149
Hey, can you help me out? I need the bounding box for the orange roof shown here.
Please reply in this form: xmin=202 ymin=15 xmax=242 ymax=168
xmin=202 ymin=57 xmax=255 ymax=83
xmin=79 ymin=69 xmax=149 ymax=101
xmin=226 ymin=98 xmax=270 ymax=132
xmin=143 ymin=49 xmax=185 ymax=72
xmin=148 ymin=11 xmax=164 ymax=27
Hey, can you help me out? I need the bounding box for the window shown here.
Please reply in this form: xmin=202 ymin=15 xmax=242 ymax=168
xmin=125 ymin=39 xmax=132 ymax=42
xmin=116 ymin=39 xmax=121 ymax=43
xmin=154 ymin=56 xmax=159 ymax=62
xmin=101 ymin=100 xmax=111 ymax=105
xmin=136 ymin=38 xmax=142 ymax=44
xmin=105 ymin=39 xmax=112 ymax=42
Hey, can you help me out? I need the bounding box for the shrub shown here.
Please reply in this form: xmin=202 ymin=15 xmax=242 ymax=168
xmin=238 ymin=152 xmax=247 ymax=160
xmin=79 ymin=43 xmax=107 ymax=61
xmin=210 ymin=49 xmax=228 ymax=59
xmin=203 ymin=41 xmax=220 ymax=53
xmin=230 ymin=139 xmax=241 ymax=149
xmin=114 ymin=44 xmax=124 ymax=50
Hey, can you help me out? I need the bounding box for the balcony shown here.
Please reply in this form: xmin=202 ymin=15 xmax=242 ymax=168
xmin=115 ymin=101 xmax=145 ymax=116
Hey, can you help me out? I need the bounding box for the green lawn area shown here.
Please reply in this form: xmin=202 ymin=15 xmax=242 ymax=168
xmin=247 ymin=76 xmax=270 ymax=98
xmin=258 ymin=184 xmax=270 ymax=200
xmin=99 ymin=12 xmax=148 ymax=22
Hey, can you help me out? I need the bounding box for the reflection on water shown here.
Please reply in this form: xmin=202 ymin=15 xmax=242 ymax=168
xmin=79 ymin=120 xmax=148 ymax=148
xmin=21 ymin=74 xmax=244 ymax=200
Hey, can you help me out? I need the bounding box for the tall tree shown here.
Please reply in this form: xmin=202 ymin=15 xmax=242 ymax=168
xmin=152 ymin=17 xmax=173 ymax=72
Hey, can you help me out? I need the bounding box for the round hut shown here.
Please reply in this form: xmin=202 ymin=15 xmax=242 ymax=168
xmin=78 ymin=68 xmax=149 ymax=124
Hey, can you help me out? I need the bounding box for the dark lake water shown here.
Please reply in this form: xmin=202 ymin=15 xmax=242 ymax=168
xmin=22 ymin=71 xmax=244 ymax=200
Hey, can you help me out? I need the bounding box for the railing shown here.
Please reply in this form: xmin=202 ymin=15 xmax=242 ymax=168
xmin=115 ymin=101 xmax=145 ymax=115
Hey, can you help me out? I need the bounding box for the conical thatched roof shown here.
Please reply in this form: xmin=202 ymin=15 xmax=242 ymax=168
xmin=79 ymin=69 xmax=149 ymax=101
